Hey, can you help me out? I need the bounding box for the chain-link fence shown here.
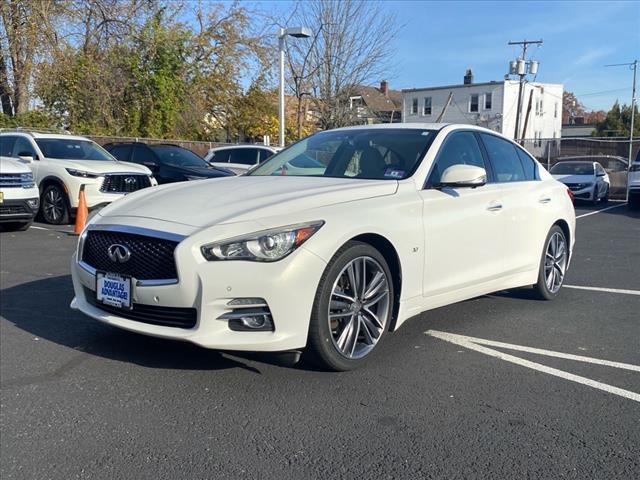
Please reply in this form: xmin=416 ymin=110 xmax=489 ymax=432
xmin=521 ymin=137 xmax=639 ymax=199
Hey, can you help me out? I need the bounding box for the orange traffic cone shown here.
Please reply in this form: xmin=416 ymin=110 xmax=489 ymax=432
xmin=73 ymin=185 xmax=88 ymax=235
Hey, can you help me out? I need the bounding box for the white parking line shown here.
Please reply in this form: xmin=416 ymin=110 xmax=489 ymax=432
xmin=564 ymin=285 xmax=640 ymax=296
xmin=426 ymin=330 xmax=640 ymax=403
xmin=575 ymin=203 xmax=626 ymax=219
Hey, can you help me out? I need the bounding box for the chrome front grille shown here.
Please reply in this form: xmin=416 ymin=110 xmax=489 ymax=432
xmin=0 ymin=173 xmax=34 ymax=188
xmin=100 ymin=174 xmax=151 ymax=193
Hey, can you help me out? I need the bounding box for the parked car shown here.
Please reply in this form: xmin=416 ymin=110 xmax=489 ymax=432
xmin=70 ymin=124 xmax=575 ymax=371
xmin=105 ymin=142 xmax=234 ymax=184
xmin=629 ymin=150 xmax=640 ymax=209
xmin=0 ymin=155 xmax=40 ymax=231
xmin=549 ymin=160 xmax=609 ymax=204
xmin=0 ymin=130 xmax=156 ymax=224
xmin=205 ymin=145 xmax=281 ymax=174
xmin=555 ymin=155 xmax=627 ymax=199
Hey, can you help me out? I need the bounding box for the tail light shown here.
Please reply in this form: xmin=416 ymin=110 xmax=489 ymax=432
xmin=567 ymin=188 xmax=574 ymax=202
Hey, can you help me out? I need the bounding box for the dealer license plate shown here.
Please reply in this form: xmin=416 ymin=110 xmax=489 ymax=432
xmin=96 ymin=272 xmax=132 ymax=309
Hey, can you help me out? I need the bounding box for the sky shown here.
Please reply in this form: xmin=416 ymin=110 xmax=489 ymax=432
xmin=257 ymin=0 xmax=640 ymax=112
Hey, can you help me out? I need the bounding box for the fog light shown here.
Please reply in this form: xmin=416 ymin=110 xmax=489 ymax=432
xmin=27 ymin=198 xmax=39 ymax=209
xmin=219 ymin=304 xmax=274 ymax=332
xmin=240 ymin=315 xmax=268 ymax=329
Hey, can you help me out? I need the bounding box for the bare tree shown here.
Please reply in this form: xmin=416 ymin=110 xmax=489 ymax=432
xmin=285 ymin=0 xmax=399 ymax=130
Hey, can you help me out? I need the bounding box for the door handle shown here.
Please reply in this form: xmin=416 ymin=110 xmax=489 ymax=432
xmin=487 ymin=202 xmax=503 ymax=212
xmin=538 ymin=196 xmax=552 ymax=204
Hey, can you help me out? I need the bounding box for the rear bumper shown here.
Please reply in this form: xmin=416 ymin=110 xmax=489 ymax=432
xmin=0 ymin=197 xmax=39 ymax=222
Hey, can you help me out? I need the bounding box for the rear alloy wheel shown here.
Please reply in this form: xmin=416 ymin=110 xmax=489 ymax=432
xmin=305 ymin=242 xmax=394 ymax=371
xmin=591 ymin=186 xmax=599 ymax=205
xmin=533 ymin=226 xmax=568 ymax=300
xmin=41 ymin=185 xmax=70 ymax=225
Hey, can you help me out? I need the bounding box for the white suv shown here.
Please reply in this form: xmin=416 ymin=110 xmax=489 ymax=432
xmin=0 ymin=156 xmax=40 ymax=230
xmin=0 ymin=130 xmax=157 ymax=224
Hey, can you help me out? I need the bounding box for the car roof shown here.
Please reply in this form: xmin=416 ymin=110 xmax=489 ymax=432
xmin=209 ymin=145 xmax=278 ymax=152
xmin=0 ymin=130 xmax=92 ymax=142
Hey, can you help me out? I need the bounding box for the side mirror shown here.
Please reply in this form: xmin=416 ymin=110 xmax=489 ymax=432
xmin=439 ymin=164 xmax=487 ymax=188
xmin=596 ymin=171 xmax=605 ymax=177
xmin=17 ymin=152 xmax=35 ymax=163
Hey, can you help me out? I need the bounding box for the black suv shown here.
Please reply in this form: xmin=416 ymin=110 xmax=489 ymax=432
xmin=104 ymin=142 xmax=234 ymax=184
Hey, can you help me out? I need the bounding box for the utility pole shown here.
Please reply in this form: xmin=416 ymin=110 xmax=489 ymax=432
xmin=605 ymin=60 xmax=637 ymax=202
xmin=508 ymin=39 xmax=543 ymax=141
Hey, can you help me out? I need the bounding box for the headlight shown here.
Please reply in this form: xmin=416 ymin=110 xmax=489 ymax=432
xmin=66 ymin=168 xmax=98 ymax=178
xmin=201 ymin=221 xmax=324 ymax=262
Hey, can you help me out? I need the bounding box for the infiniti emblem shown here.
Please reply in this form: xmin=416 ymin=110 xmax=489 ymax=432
xmin=107 ymin=244 xmax=131 ymax=263
xmin=124 ymin=177 xmax=136 ymax=185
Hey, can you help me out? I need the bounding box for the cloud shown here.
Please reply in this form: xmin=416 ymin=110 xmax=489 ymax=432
xmin=573 ymin=47 xmax=616 ymax=66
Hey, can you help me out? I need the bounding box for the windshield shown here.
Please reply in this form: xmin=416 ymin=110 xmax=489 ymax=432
xmin=35 ymin=139 xmax=114 ymax=161
xmin=151 ymin=145 xmax=209 ymax=167
xmin=550 ymin=162 xmax=594 ymax=175
xmin=249 ymin=128 xmax=436 ymax=179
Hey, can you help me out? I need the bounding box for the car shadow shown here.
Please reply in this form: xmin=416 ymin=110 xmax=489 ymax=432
xmin=0 ymin=275 xmax=301 ymax=373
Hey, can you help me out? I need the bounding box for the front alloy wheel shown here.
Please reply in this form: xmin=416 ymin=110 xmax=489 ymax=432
xmin=306 ymin=242 xmax=394 ymax=371
xmin=41 ymin=185 xmax=70 ymax=225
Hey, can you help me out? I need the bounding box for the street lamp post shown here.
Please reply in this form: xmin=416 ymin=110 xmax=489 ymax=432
xmin=278 ymin=26 xmax=312 ymax=148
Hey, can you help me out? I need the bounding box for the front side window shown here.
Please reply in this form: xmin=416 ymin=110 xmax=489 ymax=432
xmin=427 ymin=131 xmax=486 ymax=187
xmin=480 ymin=133 xmax=525 ymax=183
xmin=469 ymin=94 xmax=479 ymax=112
xmin=108 ymin=144 xmax=132 ymax=161
xmin=35 ymin=139 xmax=114 ymax=161
xmin=230 ymin=148 xmax=259 ymax=166
xmin=150 ymin=145 xmax=208 ymax=167
xmin=411 ymin=98 xmax=418 ymax=114
xmin=423 ymin=97 xmax=432 ymax=115
xmin=485 ymin=93 xmax=492 ymax=110
xmin=131 ymin=144 xmax=155 ymax=164
xmin=13 ymin=137 xmax=37 ymax=158
xmin=0 ymin=136 xmax=17 ymax=156
xmin=249 ymin=128 xmax=436 ymax=180
xmin=210 ymin=150 xmax=231 ymax=163
xmin=258 ymin=149 xmax=274 ymax=163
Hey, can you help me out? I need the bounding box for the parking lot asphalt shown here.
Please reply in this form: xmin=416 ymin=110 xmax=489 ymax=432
xmin=1 ymin=202 xmax=639 ymax=479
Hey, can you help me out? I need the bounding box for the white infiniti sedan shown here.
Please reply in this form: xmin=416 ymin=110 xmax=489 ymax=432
xmin=70 ymin=124 xmax=576 ymax=371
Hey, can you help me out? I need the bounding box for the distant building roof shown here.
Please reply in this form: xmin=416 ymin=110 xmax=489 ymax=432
xmin=353 ymin=83 xmax=401 ymax=113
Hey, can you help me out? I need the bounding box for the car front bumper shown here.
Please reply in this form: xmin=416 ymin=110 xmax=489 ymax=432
xmin=69 ymin=230 xmax=327 ymax=352
xmin=565 ymin=185 xmax=595 ymax=200
xmin=0 ymin=197 xmax=39 ymax=222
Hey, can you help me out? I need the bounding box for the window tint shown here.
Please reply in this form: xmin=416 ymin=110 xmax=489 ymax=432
xmin=131 ymin=144 xmax=154 ymax=164
xmin=13 ymin=137 xmax=37 ymax=158
xmin=0 ymin=136 xmax=17 ymax=156
xmin=515 ymin=147 xmax=538 ymax=181
xmin=480 ymin=133 xmax=525 ymax=183
xmin=35 ymin=139 xmax=112 ymax=160
xmin=210 ymin=150 xmax=231 ymax=163
xmin=108 ymin=144 xmax=132 ymax=161
xmin=485 ymin=93 xmax=492 ymax=110
xmin=230 ymin=148 xmax=259 ymax=166
xmin=258 ymin=149 xmax=273 ymax=163
xmin=428 ymin=131 xmax=485 ymax=186
xmin=469 ymin=94 xmax=479 ymax=112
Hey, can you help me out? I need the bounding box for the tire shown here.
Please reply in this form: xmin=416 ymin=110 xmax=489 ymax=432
xmin=305 ymin=241 xmax=395 ymax=371
xmin=590 ymin=186 xmax=599 ymax=205
xmin=532 ymin=225 xmax=568 ymax=300
xmin=629 ymin=193 xmax=640 ymax=210
xmin=602 ymin=186 xmax=609 ymax=203
xmin=41 ymin=184 xmax=70 ymax=225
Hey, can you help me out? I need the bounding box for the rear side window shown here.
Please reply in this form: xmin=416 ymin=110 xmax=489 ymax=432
xmin=230 ymin=148 xmax=259 ymax=166
xmin=480 ymin=134 xmax=525 ymax=183
xmin=515 ymin=147 xmax=539 ymax=181
xmin=108 ymin=144 xmax=132 ymax=161
xmin=258 ymin=149 xmax=273 ymax=163
xmin=428 ymin=131 xmax=486 ymax=186
xmin=0 ymin=136 xmax=17 ymax=156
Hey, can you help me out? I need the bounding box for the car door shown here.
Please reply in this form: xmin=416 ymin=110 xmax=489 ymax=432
xmin=131 ymin=144 xmax=163 ymax=181
xmin=479 ymin=133 xmax=547 ymax=275
xmin=419 ymin=131 xmax=506 ymax=297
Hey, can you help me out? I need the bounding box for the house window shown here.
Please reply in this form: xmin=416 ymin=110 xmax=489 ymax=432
xmin=469 ymin=94 xmax=479 ymax=112
xmin=423 ymin=97 xmax=432 ymax=115
xmin=411 ymin=98 xmax=418 ymax=115
xmin=485 ymin=93 xmax=492 ymax=110
xmin=554 ymin=101 xmax=558 ymax=119
xmin=539 ymin=98 xmax=544 ymax=116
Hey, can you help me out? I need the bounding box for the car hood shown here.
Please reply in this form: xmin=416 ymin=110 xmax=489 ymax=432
xmin=551 ymin=174 xmax=594 ymax=183
xmin=0 ymin=156 xmax=31 ymax=174
xmin=47 ymin=158 xmax=152 ymax=175
xmin=97 ymin=176 xmax=398 ymax=228
xmin=171 ymin=165 xmax=233 ymax=177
